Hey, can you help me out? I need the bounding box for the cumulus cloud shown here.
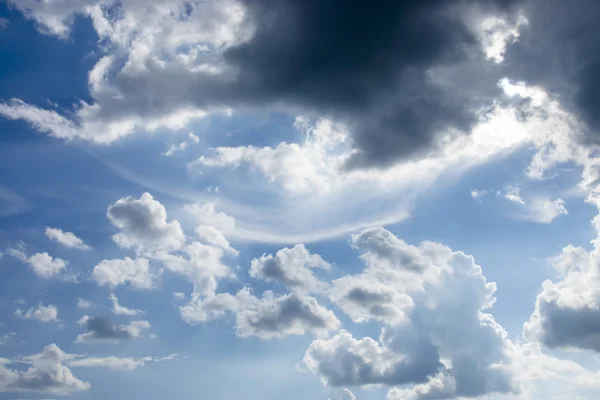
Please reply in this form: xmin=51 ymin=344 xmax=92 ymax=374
xmin=107 ymin=193 xmax=185 ymax=252
xmin=8 ymin=249 xmax=67 ymax=278
xmin=92 ymin=257 xmax=157 ymax=289
xmin=164 ymin=132 xmax=201 ymax=156
xmin=15 ymin=303 xmax=59 ymax=323
xmin=108 ymin=294 xmax=144 ymax=317
xmin=44 ymin=227 xmax=90 ymax=250
xmin=0 ymin=344 xmax=89 ymax=394
xmin=74 ymin=316 xmax=151 ymax=344
xmin=249 ymin=244 xmax=330 ymax=293
xmin=306 ymin=228 xmax=517 ymax=399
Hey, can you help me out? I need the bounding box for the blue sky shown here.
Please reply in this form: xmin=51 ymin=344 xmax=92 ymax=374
xmin=2 ymin=1 xmax=600 ymax=400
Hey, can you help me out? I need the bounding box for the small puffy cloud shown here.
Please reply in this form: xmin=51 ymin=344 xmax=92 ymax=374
xmin=249 ymin=244 xmax=329 ymax=293
xmin=74 ymin=316 xmax=151 ymax=344
xmin=235 ymin=292 xmax=340 ymax=339
xmin=0 ymin=18 xmax=8 ymax=30
xmin=45 ymin=227 xmax=90 ymax=250
xmin=172 ymin=292 xmax=185 ymax=300
xmin=107 ymin=193 xmax=185 ymax=252
xmin=504 ymin=186 xmax=525 ymax=204
xmin=0 ymin=344 xmax=89 ymax=394
xmin=15 ymin=303 xmax=59 ymax=323
xmin=8 ymin=249 xmax=67 ymax=278
xmin=77 ymin=298 xmax=94 ymax=310
xmin=92 ymin=257 xmax=157 ymax=290
xmin=332 ymin=388 xmax=356 ymax=400
xmin=108 ymin=294 xmax=144 ymax=316
xmin=470 ymin=189 xmax=487 ymax=200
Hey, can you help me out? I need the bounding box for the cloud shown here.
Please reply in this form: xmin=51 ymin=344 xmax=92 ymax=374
xmin=76 ymin=298 xmax=94 ymax=310
xmin=0 ymin=17 xmax=8 ymax=30
xmin=163 ymin=132 xmax=201 ymax=156
xmin=0 ymin=344 xmax=89 ymax=394
xmin=504 ymin=186 xmax=525 ymax=204
xmin=67 ymin=356 xmax=144 ymax=371
xmin=249 ymin=244 xmax=329 ymax=293
xmin=470 ymin=189 xmax=487 ymax=200
xmin=235 ymin=292 xmax=340 ymax=340
xmin=107 ymin=193 xmax=185 ymax=252
xmin=8 ymin=249 xmax=67 ymax=278
xmin=74 ymin=316 xmax=151 ymax=344
xmin=2 ymin=0 xmax=524 ymax=170
xmin=44 ymin=227 xmax=90 ymax=250
xmin=92 ymin=257 xmax=158 ymax=289
xmin=306 ymin=227 xmax=518 ymax=399
xmin=503 ymin=188 xmax=569 ymax=223
xmin=108 ymin=294 xmax=144 ymax=317
xmin=180 ymin=289 xmax=340 ymax=339
xmin=15 ymin=304 xmax=59 ymax=323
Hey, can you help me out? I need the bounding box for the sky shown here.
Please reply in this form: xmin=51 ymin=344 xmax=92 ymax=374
xmin=1 ymin=0 xmax=600 ymax=399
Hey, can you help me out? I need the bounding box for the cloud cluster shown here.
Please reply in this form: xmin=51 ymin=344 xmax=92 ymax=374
xmin=15 ymin=303 xmax=59 ymax=323
xmin=8 ymin=248 xmax=68 ymax=278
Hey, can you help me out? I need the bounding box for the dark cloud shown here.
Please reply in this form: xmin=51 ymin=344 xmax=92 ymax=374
xmin=236 ymin=293 xmax=340 ymax=339
xmin=534 ymin=300 xmax=600 ymax=352
xmin=504 ymin=0 xmax=600 ymax=140
xmin=75 ymin=316 xmax=150 ymax=343
xmin=224 ymin=0 xmax=521 ymax=167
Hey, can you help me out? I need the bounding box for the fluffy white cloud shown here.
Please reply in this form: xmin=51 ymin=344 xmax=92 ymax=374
xmin=75 ymin=316 xmax=151 ymax=344
xmin=306 ymin=228 xmax=517 ymax=399
xmin=92 ymin=257 xmax=157 ymax=289
xmin=45 ymin=227 xmax=90 ymax=250
xmin=155 ymin=240 xmax=232 ymax=297
xmin=249 ymin=244 xmax=329 ymax=293
xmin=108 ymin=294 xmax=144 ymax=316
xmin=15 ymin=303 xmax=59 ymax=323
xmin=8 ymin=249 xmax=67 ymax=278
xmin=184 ymin=201 xmax=236 ymax=234
xmin=0 ymin=344 xmax=89 ymax=394
xmin=194 ymin=225 xmax=238 ymax=256
xmin=107 ymin=193 xmax=185 ymax=252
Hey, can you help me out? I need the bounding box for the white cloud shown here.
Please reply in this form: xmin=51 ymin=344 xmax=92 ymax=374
xmin=503 ymin=188 xmax=569 ymax=223
xmin=504 ymin=186 xmax=525 ymax=204
xmin=470 ymin=188 xmax=487 ymax=200
xmin=76 ymin=298 xmax=94 ymax=310
xmin=163 ymin=132 xmax=201 ymax=156
xmin=45 ymin=227 xmax=90 ymax=250
xmin=0 ymin=332 xmax=16 ymax=346
xmin=75 ymin=316 xmax=151 ymax=344
xmin=249 ymin=244 xmax=330 ymax=293
xmin=15 ymin=304 xmax=59 ymax=323
xmin=194 ymin=225 xmax=238 ymax=256
xmin=92 ymin=257 xmax=157 ymax=289
xmin=108 ymin=294 xmax=144 ymax=316
xmin=472 ymin=13 xmax=528 ymax=63
xmin=0 ymin=344 xmax=89 ymax=394
xmin=172 ymin=292 xmax=185 ymax=300
xmin=8 ymin=249 xmax=67 ymax=278
xmin=67 ymin=356 xmax=144 ymax=371
xmin=154 ymin=241 xmax=232 ymax=297
xmin=0 ymin=17 xmax=8 ymax=30
xmin=184 ymin=201 xmax=236 ymax=234
xmin=107 ymin=192 xmax=185 ymax=252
